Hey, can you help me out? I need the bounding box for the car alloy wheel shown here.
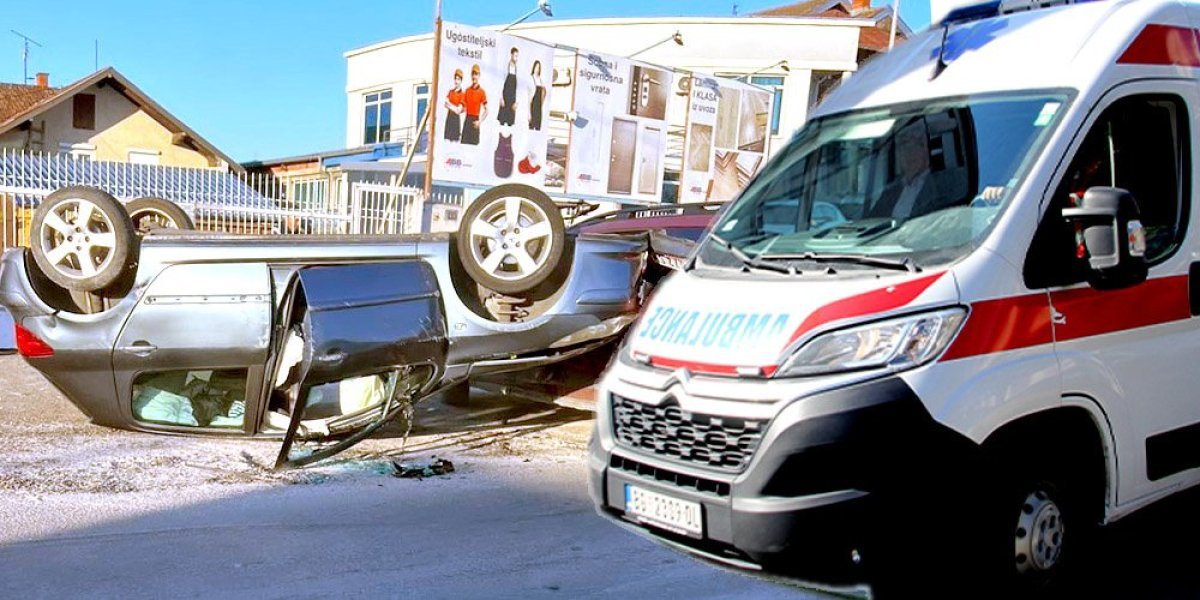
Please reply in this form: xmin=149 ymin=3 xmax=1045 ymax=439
xmin=468 ymin=195 xmax=554 ymax=282
xmin=38 ymin=196 xmax=120 ymax=282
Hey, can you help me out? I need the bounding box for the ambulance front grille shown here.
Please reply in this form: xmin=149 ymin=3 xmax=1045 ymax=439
xmin=611 ymin=394 xmax=765 ymax=472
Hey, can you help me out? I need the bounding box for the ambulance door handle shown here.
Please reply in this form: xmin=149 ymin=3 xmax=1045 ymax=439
xmin=1051 ymin=310 xmax=1066 ymax=325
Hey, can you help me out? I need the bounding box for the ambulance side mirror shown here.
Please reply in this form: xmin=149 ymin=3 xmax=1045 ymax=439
xmin=1061 ymin=187 xmax=1148 ymax=290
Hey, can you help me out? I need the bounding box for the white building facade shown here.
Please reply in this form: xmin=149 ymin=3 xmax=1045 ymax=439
xmin=345 ymin=15 xmax=886 ymax=155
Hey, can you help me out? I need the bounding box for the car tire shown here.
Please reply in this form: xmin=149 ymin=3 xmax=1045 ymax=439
xmin=456 ymin=184 xmax=566 ymax=295
xmin=30 ymin=186 xmax=139 ymax=294
xmin=126 ymin=197 xmax=194 ymax=233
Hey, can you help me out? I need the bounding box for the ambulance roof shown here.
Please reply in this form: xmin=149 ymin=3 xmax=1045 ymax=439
xmin=814 ymin=0 xmax=1197 ymax=118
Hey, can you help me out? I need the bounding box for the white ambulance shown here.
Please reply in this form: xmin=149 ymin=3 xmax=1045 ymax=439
xmin=589 ymin=0 xmax=1200 ymax=590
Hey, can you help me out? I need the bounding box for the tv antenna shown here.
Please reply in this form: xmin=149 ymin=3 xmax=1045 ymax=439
xmin=11 ymin=30 xmax=43 ymax=84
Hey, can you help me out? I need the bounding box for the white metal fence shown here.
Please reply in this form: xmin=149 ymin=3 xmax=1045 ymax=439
xmin=353 ymin=182 xmax=423 ymax=235
xmin=0 ymin=148 xmax=463 ymax=248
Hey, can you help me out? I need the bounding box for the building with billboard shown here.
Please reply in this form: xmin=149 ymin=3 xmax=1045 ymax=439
xmin=345 ymin=0 xmax=907 ymax=160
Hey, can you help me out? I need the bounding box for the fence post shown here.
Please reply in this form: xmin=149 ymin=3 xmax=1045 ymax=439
xmin=410 ymin=189 xmax=429 ymax=234
xmin=2 ymin=193 xmax=12 ymax=250
xmin=349 ymin=183 xmax=363 ymax=235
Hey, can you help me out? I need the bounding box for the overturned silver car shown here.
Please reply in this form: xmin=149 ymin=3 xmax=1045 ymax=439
xmin=1 ymin=185 xmax=645 ymax=468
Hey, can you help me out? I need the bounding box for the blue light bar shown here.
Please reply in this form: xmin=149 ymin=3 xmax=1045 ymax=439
xmin=938 ymin=0 xmax=1002 ymax=25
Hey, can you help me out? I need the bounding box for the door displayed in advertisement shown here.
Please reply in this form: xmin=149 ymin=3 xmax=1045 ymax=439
xmin=608 ymin=118 xmax=637 ymax=195
xmin=638 ymin=127 xmax=663 ymax=195
xmin=433 ymin=22 xmax=555 ymax=190
xmin=568 ymin=51 xmax=673 ymax=203
xmin=680 ymin=76 xmax=774 ymax=203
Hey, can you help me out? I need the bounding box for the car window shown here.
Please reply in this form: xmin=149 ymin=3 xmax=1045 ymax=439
xmin=132 ymin=369 xmax=247 ymax=428
xmin=1025 ymin=94 xmax=1189 ymax=288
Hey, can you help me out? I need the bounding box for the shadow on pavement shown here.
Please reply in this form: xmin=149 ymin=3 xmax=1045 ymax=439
xmin=358 ymin=382 xmax=594 ymax=457
xmin=1063 ymin=484 xmax=1200 ymax=598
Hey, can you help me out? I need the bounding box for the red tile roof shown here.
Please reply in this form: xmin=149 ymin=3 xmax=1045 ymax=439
xmin=755 ymin=0 xmax=834 ymax=17
xmin=0 ymin=83 xmax=59 ymax=124
xmin=860 ymin=27 xmax=899 ymax=52
xmin=755 ymin=0 xmax=886 ymax=18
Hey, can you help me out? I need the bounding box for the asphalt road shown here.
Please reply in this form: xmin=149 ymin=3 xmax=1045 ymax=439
xmin=0 ymin=356 xmax=826 ymax=600
xmin=6 ymin=352 xmax=1200 ymax=599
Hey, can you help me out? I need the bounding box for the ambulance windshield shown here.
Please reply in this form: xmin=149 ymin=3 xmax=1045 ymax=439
xmin=701 ymin=92 xmax=1068 ymax=272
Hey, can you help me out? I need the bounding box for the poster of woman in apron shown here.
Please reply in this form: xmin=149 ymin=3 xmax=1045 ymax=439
xmin=498 ymin=47 xmax=519 ymax=126
xmin=443 ymin=69 xmax=465 ymax=142
xmin=529 ymin=60 xmax=546 ymax=131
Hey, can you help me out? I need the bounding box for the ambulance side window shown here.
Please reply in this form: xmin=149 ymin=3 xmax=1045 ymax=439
xmin=1025 ymin=94 xmax=1189 ymax=289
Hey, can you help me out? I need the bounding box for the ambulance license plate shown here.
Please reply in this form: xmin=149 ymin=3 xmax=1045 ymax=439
xmin=625 ymin=484 xmax=703 ymax=537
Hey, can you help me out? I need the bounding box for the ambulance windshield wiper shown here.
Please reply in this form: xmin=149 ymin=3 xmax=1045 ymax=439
xmin=760 ymin=251 xmax=921 ymax=273
xmin=707 ymin=234 xmax=797 ymax=275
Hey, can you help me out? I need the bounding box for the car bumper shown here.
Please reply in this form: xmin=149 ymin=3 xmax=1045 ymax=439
xmin=588 ymin=374 xmax=979 ymax=569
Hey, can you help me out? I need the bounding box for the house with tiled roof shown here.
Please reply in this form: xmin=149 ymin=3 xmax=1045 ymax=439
xmin=0 ymin=68 xmax=239 ymax=172
xmin=754 ymin=0 xmax=911 ymax=58
xmin=751 ymin=0 xmax=911 ymax=108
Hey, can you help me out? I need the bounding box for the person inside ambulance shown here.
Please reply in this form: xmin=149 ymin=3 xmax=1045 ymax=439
xmin=867 ymin=121 xmax=950 ymax=220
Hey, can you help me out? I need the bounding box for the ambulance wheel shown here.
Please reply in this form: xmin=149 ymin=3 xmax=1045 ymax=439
xmin=30 ymin=186 xmax=139 ymax=295
xmin=457 ymin=184 xmax=566 ymax=295
xmin=1006 ymin=479 xmax=1069 ymax=588
xmin=989 ymin=450 xmax=1095 ymax=595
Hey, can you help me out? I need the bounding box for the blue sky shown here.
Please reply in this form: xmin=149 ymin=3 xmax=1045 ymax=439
xmin=3 ymin=0 xmax=931 ymax=163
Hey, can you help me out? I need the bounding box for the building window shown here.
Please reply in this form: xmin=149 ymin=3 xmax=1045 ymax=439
xmin=749 ymin=76 xmax=784 ymax=136
xmin=73 ymin=94 xmax=96 ymax=130
xmin=809 ymin=71 xmax=844 ymax=112
xmin=363 ymin=90 xmax=393 ymax=145
xmin=414 ymin=83 xmax=430 ymax=153
xmin=415 ymin=83 xmax=429 ymax=127
xmin=128 ymin=149 xmax=161 ymax=165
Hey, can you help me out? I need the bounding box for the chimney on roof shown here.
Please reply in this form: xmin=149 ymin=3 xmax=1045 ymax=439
xmin=851 ymin=0 xmax=871 ymax=14
xmin=34 ymin=72 xmax=49 ymax=89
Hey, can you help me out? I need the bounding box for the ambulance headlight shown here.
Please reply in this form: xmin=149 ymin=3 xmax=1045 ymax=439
xmin=777 ymin=307 xmax=967 ymax=377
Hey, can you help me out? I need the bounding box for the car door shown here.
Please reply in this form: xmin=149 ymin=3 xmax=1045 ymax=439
xmin=1041 ymin=83 xmax=1200 ymax=504
xmin=272 ymin=261 xmax=448 ymax=469
xmin=112 ymin=262 xmax=273 ymax=435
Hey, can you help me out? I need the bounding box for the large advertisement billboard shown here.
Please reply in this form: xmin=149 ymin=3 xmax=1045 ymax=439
xmin=567 ymin=51 xmax=673 ymax=203
xmin=680 ymin=76 xmax=774 ymax=204
xmin=433 ymin=22 xmax=555 ymax=189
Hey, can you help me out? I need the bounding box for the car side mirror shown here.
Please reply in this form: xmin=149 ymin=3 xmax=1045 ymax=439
xmin=1061 ymin=186 xmax=1148 ymax=290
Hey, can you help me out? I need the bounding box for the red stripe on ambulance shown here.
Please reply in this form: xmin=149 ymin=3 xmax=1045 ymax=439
xmin=1117 ymin=24 xmax=1200 ymax=67
xmin=943 ymin=275 xmax=1191 ymax=360
xmin=784 ymin=271 xmax=947 ymax=347
xmin=941 ymin=292 xmax=1053 ymax=361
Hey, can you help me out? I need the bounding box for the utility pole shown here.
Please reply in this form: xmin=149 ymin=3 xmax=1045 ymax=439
xmin=889 ymin=0 xmax=901 ymax=50
xmin=11 ymin=30 xmax=43 ymax=83
xmin=424 ymin=0 xmax=443 ymax=198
